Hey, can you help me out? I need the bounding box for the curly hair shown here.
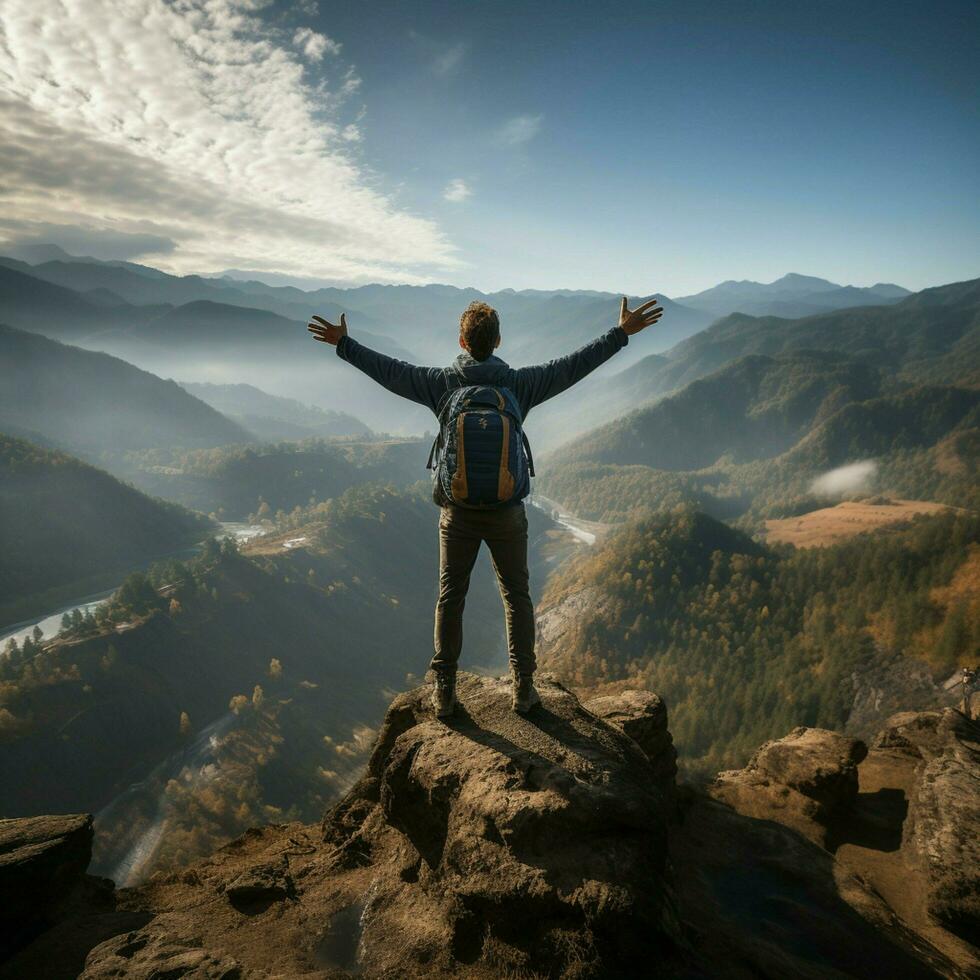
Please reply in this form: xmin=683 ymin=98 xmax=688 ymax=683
xmin=459 ymin=302 xmax=500 ymax=362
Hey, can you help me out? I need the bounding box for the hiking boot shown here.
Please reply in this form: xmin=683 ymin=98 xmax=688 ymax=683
xmin=431 ymin=672 xmax=457 ymax=718
xmin=511 ymin=671 xmax=541 ymax=714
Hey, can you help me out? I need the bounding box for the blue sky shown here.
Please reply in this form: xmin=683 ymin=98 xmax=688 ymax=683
xmin=1 ymin=0 xmax=977 ymax=294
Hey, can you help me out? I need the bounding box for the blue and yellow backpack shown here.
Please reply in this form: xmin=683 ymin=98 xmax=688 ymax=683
xmin=426 ymin=384 xmax=534 ymax=508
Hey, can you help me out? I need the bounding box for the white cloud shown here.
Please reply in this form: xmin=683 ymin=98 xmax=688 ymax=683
xmin=408 ymin=31 xmax=466 ymax=76
xmin=496 ymin=114 xmax=543 ymax=145
xmin=810 ymin=460 xmax=878 ymax=497
xmin=443 ymin=178 xmax=472 ymax=203
xmin=0 ymin=0 xmax=457 ymax=283
xmin=293 ymin=27 xmax=340 ymax=61
xmin=432 ymin=42 xmax=466 ymax=76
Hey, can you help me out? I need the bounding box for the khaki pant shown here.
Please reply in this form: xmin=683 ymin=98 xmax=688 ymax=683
xmin=431 ymin=504 xmax=535 ymax=678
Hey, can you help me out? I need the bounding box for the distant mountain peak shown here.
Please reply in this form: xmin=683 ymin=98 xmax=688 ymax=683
xmin=770 ymin=272 xmax=839 ymax=291
xmin=1 ymin=242 xmax=78 ymax=264
xmin=868 ymin=282 xmax=912 ymax=297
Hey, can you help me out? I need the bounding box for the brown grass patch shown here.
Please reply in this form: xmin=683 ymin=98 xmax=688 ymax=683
xmin=764 ymin=498 xmax=952 ymax=549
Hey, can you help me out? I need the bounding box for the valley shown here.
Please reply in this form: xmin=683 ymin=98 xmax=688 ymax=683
xmin=0 ymin=485 xmax=571 ymax=880
xmin=1 ymin=247 xmax=977 ymax=908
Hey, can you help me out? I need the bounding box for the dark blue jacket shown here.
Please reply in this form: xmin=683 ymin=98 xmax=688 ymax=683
xmin=335 ymin=326 xmax=628 ymax=420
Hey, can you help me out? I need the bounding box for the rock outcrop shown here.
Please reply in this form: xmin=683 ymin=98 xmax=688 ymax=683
xmin=0 ymin=814 xmax=97 ymax=960
xmin=875 ymin=709 xmax=980 ymax=947
xmin=583 ymin=690 xmax=678 ymax=793
xmin=710 ymin=726 xmax=868 ymax=846
xmin=2 ymin=679 xmax=978 ymax=979
xmin=319 ymin=673 xmax=681 ymax=977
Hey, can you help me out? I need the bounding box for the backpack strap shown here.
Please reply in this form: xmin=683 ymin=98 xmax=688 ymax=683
xmin=434 ymin=364 xmax=469 ymax=419
xmin=522 ymin=431 xmax=535 ymax=478
xmin=428 ymin=366 xmax=470 ymax=471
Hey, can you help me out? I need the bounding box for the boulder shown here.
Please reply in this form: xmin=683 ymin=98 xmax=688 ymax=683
xmin=585 ymin=690 xmax=678 ymax=786
xmin=871 ymin=709 xmax=946 ymax=755
xmin=223 ymin=856 xmax=294 ymax=906
xmin=710 ymin=727 xmax=867 ymax=846
xmin=0 ymin=813 xmax=94 ymax=959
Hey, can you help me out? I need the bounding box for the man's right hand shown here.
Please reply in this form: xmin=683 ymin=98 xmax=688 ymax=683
xmin=619 ymin=297 xmax=664 ymax=336
xmin=307 ymin=313 xmax=348 ymax=346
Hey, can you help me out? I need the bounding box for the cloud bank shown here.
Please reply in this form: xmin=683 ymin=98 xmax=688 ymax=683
xmin=0 ymin=0 xmax=457 ymax=282
xmin=810 ymin=460 xmax=878 ymax=497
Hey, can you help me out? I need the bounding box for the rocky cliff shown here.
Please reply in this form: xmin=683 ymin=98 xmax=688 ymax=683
xmin=2 ymin=675 xmax=978 ymax=979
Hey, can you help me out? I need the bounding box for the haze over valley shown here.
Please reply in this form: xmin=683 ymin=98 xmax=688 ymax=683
xmin=2 ymin=245 xmax=978 ymax=893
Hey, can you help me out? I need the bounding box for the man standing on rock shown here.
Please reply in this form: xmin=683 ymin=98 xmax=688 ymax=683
xmin=308 ymin=297 xmax=663 ymax=717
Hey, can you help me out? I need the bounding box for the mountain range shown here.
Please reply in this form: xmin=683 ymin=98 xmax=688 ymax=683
xmin=539 ymin=275 xmax=980 ymax=447
xmin=178 ymin=382 xmax=370 ymax=442
xmin=0 ymin=246 xmax=922 ymax=434
xmin=0 ymin=323 xmax=250 ymax=460
xmin=675 ymin=271 xmax=910 ymax=318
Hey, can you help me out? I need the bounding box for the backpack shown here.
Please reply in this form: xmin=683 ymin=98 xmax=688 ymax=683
xmin=426 ymin=383 xmax=534 ymax=508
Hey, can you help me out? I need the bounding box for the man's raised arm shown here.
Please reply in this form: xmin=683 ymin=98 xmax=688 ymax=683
xmin=514 ymin=297 xmax=663 ymax=409
xmin=308 ymin=313 xmax=447 ymax=413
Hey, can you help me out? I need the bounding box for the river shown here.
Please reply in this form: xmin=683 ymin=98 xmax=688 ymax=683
xmin=0 ymin=522 xmax=268 ymax=651
xmin=529 ymin=493 xmax=601 ymax=546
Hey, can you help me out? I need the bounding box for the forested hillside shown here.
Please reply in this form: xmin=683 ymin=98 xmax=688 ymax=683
xmin=0 ymin=435 xmax=214 ymax=625
xmin=538 ymin=507 xmax=980 ymax=777
xmin=557 ymin=351 xmax=883 ymax=470
xmin=119 ymin=438 xmax=425 ymax=518
xmin=539 ymin=351 xmax=980 ymax=523
xmin=0 ymin=324 xmax=250 ymax=458
xmin=0 ymin=485 xmax=561 ymax=877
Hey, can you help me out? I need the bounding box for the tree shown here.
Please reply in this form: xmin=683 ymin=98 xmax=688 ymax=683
xmin=268 ymin=658 xmax=283 ymax=681
xmin=229 ymin=694 xmax=249 ymax=715
xmin=31 ymin=625 xmax=43 ymax=644
xmin=252 ymin=685 xmax=264 ymax=709
xmin=116 ymin=573 xmax=160 ymax=615
xmin=179 ymin=711 xmax=192 ymax=736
